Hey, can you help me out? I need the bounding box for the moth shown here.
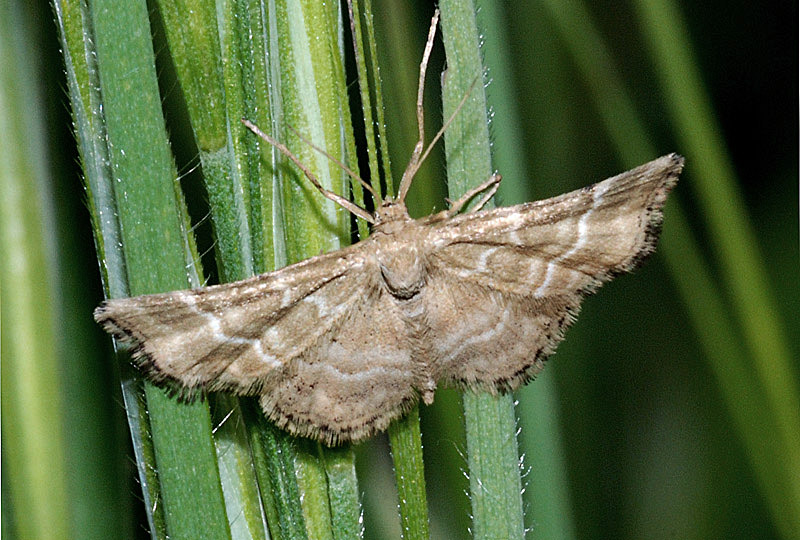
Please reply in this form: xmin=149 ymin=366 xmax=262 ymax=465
xmin=95 ymin=12 xmax=683 ymax=445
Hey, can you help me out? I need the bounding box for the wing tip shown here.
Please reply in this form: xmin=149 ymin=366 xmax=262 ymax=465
xmin=94 ymin=298 xmax=209 ymax=402
xmin=571 ymin=152 xmax=683 ymax=293
xmin=658 ymin=152 xmax=684 ymax=191
xmin=94 ymin=301 xmax=136 ymax=346
xmin=613 ymin=152 xmax=683 ymax=275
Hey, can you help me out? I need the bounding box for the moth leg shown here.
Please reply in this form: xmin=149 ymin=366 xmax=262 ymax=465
xmin=446 ymin=174 xmax=502 ymax=216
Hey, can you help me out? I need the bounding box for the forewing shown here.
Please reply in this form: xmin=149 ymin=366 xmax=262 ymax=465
xmin=429 ymin=154 xmax=682 ymax=298
xmin=95 ymin=246 xmax=368 ymax=398
xmin=423 ymin=154 xmax=682 ymax=390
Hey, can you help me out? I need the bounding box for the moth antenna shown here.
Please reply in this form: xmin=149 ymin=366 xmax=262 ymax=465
xmin=242 ymin=119 xmax=376 ymax=224
xmin=397 ymin=9 xmax=440 ymax=203
xmin=285 ymin=124 xmax=380 ymax=202
xmin=414 ymin=73 xmax=482 ymax=183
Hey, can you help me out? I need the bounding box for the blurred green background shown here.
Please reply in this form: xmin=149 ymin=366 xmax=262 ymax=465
xmin=2 ymin=1 xmax=797 ymax=539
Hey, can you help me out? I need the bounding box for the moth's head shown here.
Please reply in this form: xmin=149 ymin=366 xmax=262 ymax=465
xmin=374 ymin=199 xmax=411 ymax=228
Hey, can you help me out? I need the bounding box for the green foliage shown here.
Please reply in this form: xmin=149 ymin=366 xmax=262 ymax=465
xmin=439 ymin=1 xmax=526 ymax=538
xmin=2 ymin=0 xmax=796 ymax=539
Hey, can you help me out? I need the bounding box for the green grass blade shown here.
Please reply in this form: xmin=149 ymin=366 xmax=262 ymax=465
xmin=474 ymin=3 xmax=578 ymax=536
xmin=294 ymin=440 xmax=335 ymax=540
xmin=274 ymin=2 xmax=364 ymax=535
xmin=0 ymin=6 xmax=70 ymax=538
xmin=538 ymin=0 xmax=800 ymax=536
xmin=211 ymin=397 xmax=270 ymax=540
xmin=91 ymin=0 xmax=232 ymax=531
xmin=58 ymin=0 xmax=236 ymax=537
xmin=54 ymin=0 xmax=166 ymax=536
xmin=388 ymin=407 xmax=430 ymax=540
xmin=156 ymin=0 xmax=257 ymax=281
xmin=632 ymin=3 xmax=800 ymax=534
xmin=461 ymin=394 xmax=526 ymax=539
xmin=248 ymin=414 xmax=310 ymax=540
xmin=322 ymin=446 xmax=363 ymax=540
xmin=438 ymin=2 xmax=526 ymax=538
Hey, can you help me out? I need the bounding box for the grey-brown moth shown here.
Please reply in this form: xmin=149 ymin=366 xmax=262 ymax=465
xmin=94 ymin=12 xmax=683 ymax=445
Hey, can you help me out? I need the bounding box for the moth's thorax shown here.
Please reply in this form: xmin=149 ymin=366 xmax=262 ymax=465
xmin=375 ymin=242 xmax=427 ymax=299
xmin=371 ymin=208 xmax=427 ymax=299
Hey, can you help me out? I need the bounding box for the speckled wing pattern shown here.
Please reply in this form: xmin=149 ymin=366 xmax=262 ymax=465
xmin=95 ymin=154 xmax=682 ymax=444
